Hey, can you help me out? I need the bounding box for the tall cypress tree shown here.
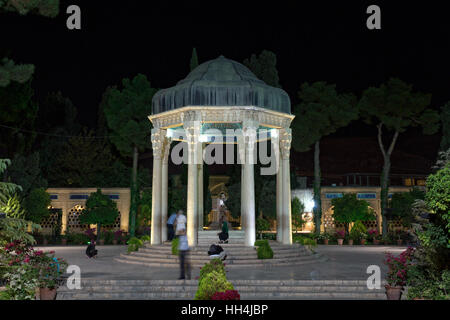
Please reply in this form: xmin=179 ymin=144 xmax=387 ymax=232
xmin=103 ymin=74 xmax=157 ymax=237
xmin=190 ymin=48 xmax=199 ymax=71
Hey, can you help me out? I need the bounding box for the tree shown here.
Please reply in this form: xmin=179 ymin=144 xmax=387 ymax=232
xmin=0 ymin=159 xmax=39 ymax=245
xmin=7 ymin=152 xmax=47 ymax=196
xmin=0 ymin=81 xmax=38 ymax=158
xmin=190 ymin=48 xmax=199 ymax=71
xmin=425 ymin=163 xmax=450 ymax=235
xmin=440 ymin=102 xmax=450 ymax=151
xmin=79 ymin=189 xmax=119 ymax=241
xmin=389 ymin=188 xmax=425 ymax=228
xmin=0 ymin=58 xmax=34 ymax=87
xmin=358 ymin=78 xmax=440 ymax=234
xmin=0 ymin=0 xmax=59 ymax=17
xmin=137 ymin=189 xmax=152 ymax=233
xmin=292 ymin=82 xmax=358 ymax=234
xmin=331 ymin=193 xmax=376 ymax=234
xmin=0 ymin=1 xmax=60 ymax=87
xmin=104 ymin=74 xmax=156 ymax=237
xmin=291 ymin=197 xmax=305 ymax=232
xmin=50 ymin=129 xmax=115 ymax=187
xmin=243 ymin=50 xmax=280 ymax=87
xmin=37 ymin=91 xmax=80 ymax=135
xmin=23 ymin=188 xmax=51 ymax=224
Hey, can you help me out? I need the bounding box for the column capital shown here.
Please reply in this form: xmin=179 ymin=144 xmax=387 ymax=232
xmin=151 ymin=128 xmax=164 ymax=160
xmin=280 ymin=127 xmax=292 ymax=160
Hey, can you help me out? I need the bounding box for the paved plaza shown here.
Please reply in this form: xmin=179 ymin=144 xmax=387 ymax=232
xmin=35 ymin=245 xmax=407 ymax=281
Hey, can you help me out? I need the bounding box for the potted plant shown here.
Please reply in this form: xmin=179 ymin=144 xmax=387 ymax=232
xmin=34 ymin=250 xmax=68 ymax=300
xmin=360 ymin=233 xmax=367 ymax=245
xmin=42 ymin=235 xmax=48 ymax=246
xmin=395 ymin=230 xmax=405 ymax=246
xmin=368 ymin=229 xmax=380 ymax=244
xmin=384 ymin=247 xmax=415 ymax=300
xmin=318 ymin=232 xmax=330 ymax=245
xmin=113 ymin=230 xmax=123 ymax=245
xmin=60 ymin=235 xmax=67 ymax=246
xmin=336 ymin=230 xmax=345 ymax=245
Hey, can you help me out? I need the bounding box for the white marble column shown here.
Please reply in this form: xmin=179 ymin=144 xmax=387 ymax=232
xmin=280 ymin=128 xmax=292 ymax=245
xmin=242 ymin=119 xmax=258 ymax=246
xmin=151 ymin=128 xmax=163 ymax=245
xmin=161 ymin=133 xmax=171 ymax=242
xmin=197 ymin=142 xmax=204 ymax=230
xmin=240 ymin=164 xmax=246 ymax=231
xmin=276 ymin=158 xmax=283 ymax=243
xmin=185 ymin=119 xmax=200 ymax=247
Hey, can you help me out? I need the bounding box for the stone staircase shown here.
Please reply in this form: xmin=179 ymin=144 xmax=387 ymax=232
xmin=57 ymin=279 xmax=387 ymax=300
xmin=115 ymin=241 xmax=328 ymax=268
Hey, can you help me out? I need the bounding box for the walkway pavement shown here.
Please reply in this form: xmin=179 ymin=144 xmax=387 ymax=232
xmin=35 ymin=244 xmax=407 ymax=281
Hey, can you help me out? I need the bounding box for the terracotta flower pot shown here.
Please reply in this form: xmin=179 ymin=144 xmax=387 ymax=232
xmin=360 ymin=239 xmax=366 ymax=245
xmin=99 ymin=239 xmax=105 ymax=245
xmin=348 ymin=239 xmax=354 ymax=245
xmin=61 ymin=238 xmax=67 ymax=245
xmin=40 ymin=287 xmax=57 ymax=300
xmin=337 ymin=239 xmax=344 ymax=245
xmin=113 ymin=239 xmax=118 ymax=245
xmin=373 ymin=239 xmax=380 ymax=245
xmin=397 ymin=239 xmax=403 ymax=246
xmin=385 ymin=285 xmax=403 ymax=300
xmin=323 ymin=239 xmax=329 ymax=245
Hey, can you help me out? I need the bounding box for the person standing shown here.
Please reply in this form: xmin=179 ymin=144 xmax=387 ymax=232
xmin=175 ymin=209 xmax=187 ymax=236
xmin=178 ymin=228 xmax=191 ymax=280
xmin=167 ymin=212 xmax=177 ymax=241
xmin=218 ymin=217 xmax=229 ymax=243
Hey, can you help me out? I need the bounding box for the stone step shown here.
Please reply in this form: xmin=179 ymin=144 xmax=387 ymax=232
xmin=59 ymin=279 xmax=384 ymax=286
xmin=120 ymin=253 xmax=319 ymax=265
xmin=58 ymin=285 xmax=383 ymax=293
xmin=115 ymin=253 xmax=326 ymax=268
xmin=58 ymin=292 xmax=386 ymax=300
xmin=126 ymin=248 xmax=314 ymax=259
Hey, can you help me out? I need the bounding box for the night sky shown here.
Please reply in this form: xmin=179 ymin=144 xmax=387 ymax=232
xmin=1 ymin=1 xmax=448 ymax=168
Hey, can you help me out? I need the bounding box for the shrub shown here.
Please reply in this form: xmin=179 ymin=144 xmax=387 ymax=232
xmin=171 ymin=237 xmax=179 ymax=255
xmin=384 ymin=247 xmax=415 ymax=287
xmin=140 ymin=235 xmax=150 ymax=242
xmin=199 ymin=258 xmax=225 ymax=282
xmin=256 ymin=218 xmax=270 ymax=239
xmin=66 ymin=232 xmax=90 ymax=245
xmin=194 ymin=270 xmax=234 ymax=300
xmin=255 ymin=241 xmax=273 ymax=259
xmin=103 ymin=230 xmax=114 ymax=244
xmin=293 ymin=235 xmax=317 ymax=250
xmin=127 ymin=237 xmax=143 ymax=253
xmin=349 ymin=221 xmax=367 ymax=241
xmin=211 ymin=290 xmax=240 ymax=300
xmin=254 ymin=239 xmax=269 ymax=247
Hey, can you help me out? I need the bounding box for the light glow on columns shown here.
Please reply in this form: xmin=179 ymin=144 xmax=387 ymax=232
xmin=270 ymin=129 xmax=279 ymax=138
xmin=199 ymin=134 xmax=208 ymax=142
xmin=166 ymin=129 xmax=174 ymax=138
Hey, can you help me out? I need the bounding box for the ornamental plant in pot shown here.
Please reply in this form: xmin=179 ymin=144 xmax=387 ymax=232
xmin=336 ymin=230 xmax=345 ymax=245
xmin=113 ymin=230 xmax=123 ymax=245
xmin=34 ymin=250 xmax=68 ymax=300
xmin=384 ymin=247 xmax=415 ymax=300
xmin=368 ymin=229 xmax=380 ymax=244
